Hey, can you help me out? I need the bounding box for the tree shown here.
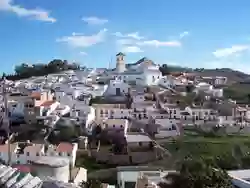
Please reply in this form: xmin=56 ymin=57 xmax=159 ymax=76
xmin=159 ymin=64 xmax=170 ymax=76
xmin=1 ymin=72 xmax=6 ymax=79
xmin=247 ymin=94 xmax=250 ymax=103
xmin=7 ymin=59 xmax=80 ymax=81
xmin=80 ymin=179 xmax=102 ymax=188
xmin=186 ymin=84 xmax=194 ymax=93
xmin=158 ymin=157 xmax=233 ymax=188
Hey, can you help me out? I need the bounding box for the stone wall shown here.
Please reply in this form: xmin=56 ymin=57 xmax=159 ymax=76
xmin=90 ymin=150 xmax=160 ymax=165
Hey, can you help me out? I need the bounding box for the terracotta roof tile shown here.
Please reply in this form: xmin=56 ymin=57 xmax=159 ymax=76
xmin=0 ymin=143 xmax=18 ymax=152
xmin=31 ymin=92 xmax=41 ymax=99
xmin=12 ymin=164 xmax=31 ymax=173
xmin=56 ymin=142 xmax=74 ymax=153
xmin=40 ymin=101 xmax=55 ymax=107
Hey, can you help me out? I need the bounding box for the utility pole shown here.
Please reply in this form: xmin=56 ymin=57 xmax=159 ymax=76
xmin=1 ymin=77 xmax=11 ymax=166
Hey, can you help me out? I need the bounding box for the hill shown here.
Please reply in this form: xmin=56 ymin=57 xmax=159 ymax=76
xmin=159 ymin=64 xmax=250 ymax=83
xmin=3 ymin=59 xmax=81 ymax=81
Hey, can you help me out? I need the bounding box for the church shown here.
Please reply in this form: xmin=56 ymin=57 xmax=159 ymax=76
xmin=99 ymin=52 xmax=162 ymax=86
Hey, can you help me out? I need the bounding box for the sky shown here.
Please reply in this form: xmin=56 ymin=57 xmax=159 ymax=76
xmin=1 ymin=0 xmax=250 ymax=74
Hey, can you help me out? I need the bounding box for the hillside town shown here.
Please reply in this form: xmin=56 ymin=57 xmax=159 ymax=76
xmin=0 ymin=52 xmax=250 ymax=188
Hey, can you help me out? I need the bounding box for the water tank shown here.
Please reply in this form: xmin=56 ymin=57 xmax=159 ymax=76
xmin=30 ymin=156 xmax=70 ymax=183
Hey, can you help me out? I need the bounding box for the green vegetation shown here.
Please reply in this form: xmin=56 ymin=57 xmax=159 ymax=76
xmin=163 ymin=129 xmax=250 ymax=170
xmin=159 ymin=64 xmax=193 ymax=75
xmin=80 ymin=179 xmax=102 ymax=188
xmin=48 ymin=125 xmax=81 ymax=144
xmin=76 ymin=152 xmax=115 ymax=172
xmin=3 ymin=59 xmax=81 ymax=81
xmin=158 ymin=156 xmax=233 ymax=188
xmin=224 ymin=83 xmax=250 ymax=103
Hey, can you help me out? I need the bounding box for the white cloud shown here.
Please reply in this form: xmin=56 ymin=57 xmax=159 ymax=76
xmin=213 ymin=45 xmax=249 ymax=58
xmin=127 ymin=32 xmax=144 ymax=40
xmin=137 ymin=40 xmax=181 ymax=47
xmin=122 ymin=46 xmax=143 ymax=53
xmin=116 ymin=39 xmax=136 ymax=45
xmin=79 ymin=51 xmax=87 ymax=55
xmin=179 ymin=31 xmax=189 ymax=39
xmin=0 ymin=0 xmax=56 ymax=22
xmin=57 ymin=28 xmax=108 ymax=48
xmin=72 ymin=32 xmax=84 ymax=36
xmin=82 ymin=16 xmax=108 ymax=25
xmin=113 ymin=31 xmax=144 ymax=40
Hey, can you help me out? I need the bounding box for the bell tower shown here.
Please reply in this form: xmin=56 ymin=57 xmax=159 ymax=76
xmin=116 ymin=52 xmax=126 ymax=73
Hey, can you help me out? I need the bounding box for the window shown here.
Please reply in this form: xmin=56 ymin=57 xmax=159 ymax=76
xmin=120 ymin=125 xmax=123 ymax=128
xmin=36 ymin=152 xmax=39 ymax=156
xmin=26 ymin=152 xmax=29 ymax=156
xmin=17 ymin=154 xmax=20 ymax=158
xmin=113 ymin=125 xmax=115 ymax=128
xmin=67 ymin=153 xmax=71 ymax=157
xmin=59 ymin=152 xmax=62 ymax=156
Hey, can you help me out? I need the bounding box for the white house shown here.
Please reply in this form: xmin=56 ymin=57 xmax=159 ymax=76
xmin=117 ymin=166 xmax=171 ymax=188
xmin=46 ymin=142 xmax=78 ymax=167
xmin=93 ymin=119 xmax=129 ymax=135
xmin=104 ymin=79 xmax=130 ymax=96
xmin=158 ymin=76 xmax=176 ymax=89
xmin=154 ymin=119 xmax=180 ymax=138
xmin=195 ymin=82 xmax=213 ymax=92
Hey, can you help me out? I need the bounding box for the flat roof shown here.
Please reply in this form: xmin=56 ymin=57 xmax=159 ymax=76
xmin=31 ymin=156 xmax=69 ymax=167
xmin=116 ymin=166 xmax=168 ymax=172
xmin=228 ymin=169 xmax=250 ymax=179
xmin=125 ymin=134 xmax=152 ymax=143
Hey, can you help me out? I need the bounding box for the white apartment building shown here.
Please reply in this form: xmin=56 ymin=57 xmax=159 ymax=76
xmin=93 ymin=104 xmax=132 ymax=120
xmin=185 ymin=106 xmax=217 ymax=120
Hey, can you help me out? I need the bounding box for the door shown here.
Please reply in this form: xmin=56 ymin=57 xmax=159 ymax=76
xmin=116 ymin=88 xmax=121 ymax=95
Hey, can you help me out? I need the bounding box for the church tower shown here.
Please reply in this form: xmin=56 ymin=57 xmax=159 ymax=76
xmin=116 ymin=52 xmax=126 ymax=73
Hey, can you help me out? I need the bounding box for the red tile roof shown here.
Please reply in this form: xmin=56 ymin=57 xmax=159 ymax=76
xmin=31 ymin=92 xmax=41 ymax=99
xmin=40 ymin=100 xmax=55 ymax=107
xmin=56 ymin=142 xmax=74 ymax=153
xmin=0 ymin=143 xmax=18 ymax=152
xmin=12 ymin=164 xmax=31 ymax=173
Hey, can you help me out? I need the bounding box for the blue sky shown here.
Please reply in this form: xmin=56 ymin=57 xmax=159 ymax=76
xmin=1 ymin=0 xmax=250 ymax=73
